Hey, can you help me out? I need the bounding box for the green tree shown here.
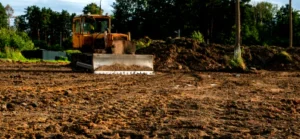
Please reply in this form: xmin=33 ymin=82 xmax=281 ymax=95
xmin=25 ymin=6 xmax=41 ymax=40
xmin=0 ymin=28 xmax=34 ymax=51
xmin=0 ymin=2 xmax=8 ymax=28
xmin=58 ymin=10 xmax=71 ymax=38
xmin=112 ymin=0 xmax=252 ymax=42
xmin=5 ymin=4 xmax=13 ymax=26
xmin=273 ymin=5 xmax=300 ymax=46
xmin=243 ymin=2 xmax=278 ymax=45
xmin=252 ymin=2 xmax=277 ymax=25
xmin=112 ymin=0 xmax=136 ymax=33
xmin=40 ymin=7 xmax=52 ymax=43
xmin=83 ymin=3 xmax=103 ymax=15
xmin=21 ymin=5 xmax=76 ymax=50
xmin=14 ymin=15 xmax=28 ymax=32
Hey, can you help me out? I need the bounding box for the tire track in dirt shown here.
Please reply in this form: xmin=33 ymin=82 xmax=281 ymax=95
xmin=0 ymin=62 xmax=300 ymax=138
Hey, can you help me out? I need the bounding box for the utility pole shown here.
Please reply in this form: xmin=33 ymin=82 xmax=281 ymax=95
xmin=234 ymin=0 xmax=241 ymax=59
xmin=289 ymin=0 xmax=293 ymax=48
xmin=100 ymin=0 xmax=102 ymax=15
xmin=60 ymin=32 xmax=62 ymax=48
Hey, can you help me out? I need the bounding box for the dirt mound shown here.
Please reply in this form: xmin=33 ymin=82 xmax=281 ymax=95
xmin=136 ymin=38 xmax=232 ymax=72
xmin=136 ymin=38 xmax=300 ymax=72
xmin=244 ymin=46 xmax=300 ymax=70
xmin=95 ymin=64 xmax=152 ymax=71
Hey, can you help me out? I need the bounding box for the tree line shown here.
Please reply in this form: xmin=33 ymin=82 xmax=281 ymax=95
xmin=0 ymin=1 xmax=299 ymax=50
xmin=0 ymin=3 xmax=34 ymax=57
xmin=112 ymin=0 xmax=299 ymax=46
xmin=14 ymin=6 xmax=76 ymax=50
xmin=0 ymin=3 xmax=103 ymax=50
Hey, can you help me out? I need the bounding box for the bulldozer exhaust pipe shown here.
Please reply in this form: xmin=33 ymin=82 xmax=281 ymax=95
xmin=128 ymin=32 xmax=131 ymax=41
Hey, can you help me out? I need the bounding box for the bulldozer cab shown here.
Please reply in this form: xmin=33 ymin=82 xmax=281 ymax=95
xmin=73 ymin=14 xmax=111 ymax=33
xmin=72 ymin=14 xmax=111 ymax=50
xmin=82 ymin=16 xmax=109 ymax=34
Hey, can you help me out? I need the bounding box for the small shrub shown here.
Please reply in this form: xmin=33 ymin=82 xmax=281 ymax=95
xmin=65 ymin=49 xmax=81 ymax=61
xmin=275 ymin=51 xmax=292 ymax=63
xmin=229 ymin=56 xmax=246 ymax=70
xmin=65 ymin=49 xmax=81 ymax=54
xmin=262 ymin=42 xmax=269 ymax=47
xmin=0 ymin=28 xmax=34 ymax=51
xmin=135 ymin=36 xmax=152 ymax=50
xmin=264 ymin=45 xmax=271 ymax=50
xmin=0 ymin=47 xmax=26 ymax=61
xmin=0 ymin=51 xmax=6 ymax=58
xmin=55 ymin=56 xmax=68 ymax=61
xmin=0 ymin=29 xmax=10 ymax=49
xmin=191 ymin=31 xmax=204 ymax=43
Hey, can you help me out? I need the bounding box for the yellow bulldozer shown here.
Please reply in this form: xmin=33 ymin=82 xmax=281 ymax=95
xmin=71 ymin=13 xmax=154 ymax=75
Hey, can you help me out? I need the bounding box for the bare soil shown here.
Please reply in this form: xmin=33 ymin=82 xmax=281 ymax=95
xmin=0 ymin=62 xmax=299 ymax=138
xmin=136 ymin=38 xmax=300 ymax=72
xmin=96 ymin=64 xmax=152 ymax=71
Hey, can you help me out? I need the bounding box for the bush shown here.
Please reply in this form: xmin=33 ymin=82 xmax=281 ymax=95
xmin=227 ymin=49 xmax=246 ymax=71
xmin=0 ymin=47 xmax=26 ymax=60
xmin=65 ymin=49 xmax=81 ymax=61
xmin=55 ymin=56 xmax=68 ymax=61
xmin=191 ymin=31 xmax=205 ymax=43
xmin=274 ymin=51 xmax=293 ymax=63
xmin=0 ymin=28 xmax=34 ymax=51
xmin=135 ymin=36 xmax=152 ymax=50
xmin=65 ymin=49 xmax=81 ymax=54
xmin=229 ymin=57 xmax=246 ymax=70
xmin=0 ymin=29 xmax=10 ymax=48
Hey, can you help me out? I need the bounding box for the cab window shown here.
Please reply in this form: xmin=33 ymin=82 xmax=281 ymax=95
xmin=83 ymin=17 xmax=109 ymax=34
xmin=74 ymin=19 xmax=80 ymax=33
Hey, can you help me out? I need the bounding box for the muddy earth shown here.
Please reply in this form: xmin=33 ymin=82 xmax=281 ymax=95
xmin=0 ymin=61 xmax=299 ymax=138
xmin=137 ymin=38 xmax=300 ymax=72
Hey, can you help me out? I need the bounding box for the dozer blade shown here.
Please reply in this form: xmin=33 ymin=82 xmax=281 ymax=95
xmin=92 ymin=54 xmax=154 ymax=75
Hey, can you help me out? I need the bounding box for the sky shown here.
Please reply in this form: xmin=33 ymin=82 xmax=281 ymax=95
xmin=0 ymin=0 xmax=116 ymax=16
xmin=252 ymin=0 xmax=300 ymax=9
xmin=0 ymin=0 xmax=299 ymax=18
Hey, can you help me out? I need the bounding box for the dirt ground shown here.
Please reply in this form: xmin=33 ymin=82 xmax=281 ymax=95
xmin=0 ymin=62 xmax=299 ymax=139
